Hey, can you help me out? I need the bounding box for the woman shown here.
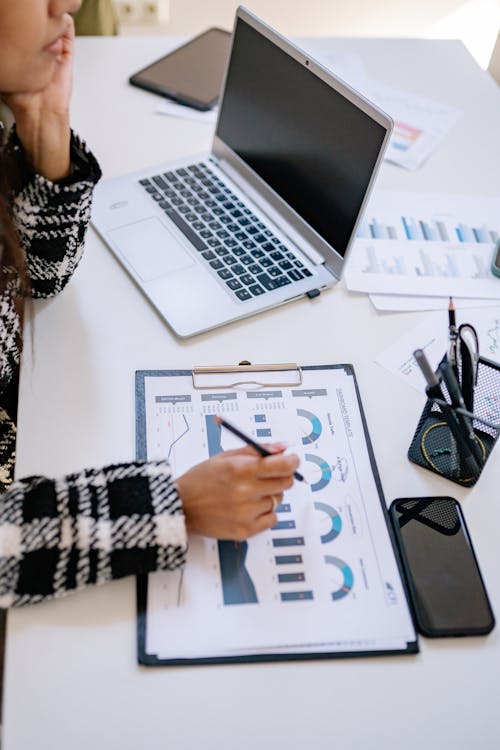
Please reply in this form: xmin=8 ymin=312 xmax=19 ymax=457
xmin=0 ymin=0 xmax=299 ymax=606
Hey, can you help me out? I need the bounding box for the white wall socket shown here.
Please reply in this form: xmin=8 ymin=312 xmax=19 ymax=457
xmin=115 ymin=0 xmax=169 ymax=25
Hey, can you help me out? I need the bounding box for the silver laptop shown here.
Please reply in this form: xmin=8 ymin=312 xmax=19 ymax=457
xmin=91 ymin=7 xmax=393 ymax=338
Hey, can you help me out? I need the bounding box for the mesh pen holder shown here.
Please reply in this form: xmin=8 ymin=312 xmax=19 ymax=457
xmin=408 ymin=355 xmax=500 ymax=486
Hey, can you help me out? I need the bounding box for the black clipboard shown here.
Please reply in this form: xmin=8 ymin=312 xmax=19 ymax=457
xmin=135 ymin=363 xmax=418 ymax=665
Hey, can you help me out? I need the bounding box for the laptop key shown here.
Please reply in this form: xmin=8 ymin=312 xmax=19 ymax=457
xmin=139 ymin=178 xmax=152 ymax=186
xmin=217 ymin=268 xmax=233 ymax=280
xmin=256 ymin=273 xmax=278 ymax=290
xmin=260 ymin=257 xmax=273 ymax=267
xmin=303 ymin=268 xmax=313 ymax=277
xmin=248 ymin=263 xmax=261 ymax=274
xmin=227 ymin=278 xmax=243 ymax=290
xmin=202 ymin=250 xmax=216 ymax=261
xmin=279 ymin=260 xmax=293 ymax=270
xmin=159 ymin=201 xmax=170 ymax=210
xmin=274 ymin=276 xmax=292 ymax=287
xmin=232 ymin=264 xmax=246 ymax=275
xmin=240 ymin=254 xmax=254 ymax=265
xmin=249 ymin=284 xmax=265 ymax=296
xmin=288 ymin=268 xmax=305 ymax=281
xmin=240 ymin=274 xmax=255 ymax=285
xmin=268 ymin=266 xmax=284 ymax=278
xmin=164 ymin=208 xmax=207 ymax=252
xmin=209 ymin=259 xmax=224 ymax=270
xmin=235 ymin=289 xmax=252 ymax=301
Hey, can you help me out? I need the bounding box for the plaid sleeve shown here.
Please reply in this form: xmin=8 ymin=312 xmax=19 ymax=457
xmin=6 ymin=128 xmax=102 ymax=299
xmin=0 ymin=460 xmax=187 ymax=607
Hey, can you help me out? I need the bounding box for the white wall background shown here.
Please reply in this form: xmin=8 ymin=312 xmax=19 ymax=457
xmin=121 ymin=0 xmax=500 ymax=68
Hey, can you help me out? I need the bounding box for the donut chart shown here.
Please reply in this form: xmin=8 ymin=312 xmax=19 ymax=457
xmin=314 ymin=501 xmax=342 ymax=543
xmin=305 ymin=453 xmax=332 ymax=492
xmin=297 ymin=409 xmax=322 ymax=444
xmin=324 ymin=555 xmax=354 ymax=601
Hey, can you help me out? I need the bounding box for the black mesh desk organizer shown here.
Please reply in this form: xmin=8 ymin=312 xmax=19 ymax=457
xmin=408 ymin=356 xmax=500 ymax=486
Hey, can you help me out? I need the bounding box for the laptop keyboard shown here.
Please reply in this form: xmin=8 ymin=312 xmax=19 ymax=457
xmin=138 ymin=162 xmax=313 ymax=301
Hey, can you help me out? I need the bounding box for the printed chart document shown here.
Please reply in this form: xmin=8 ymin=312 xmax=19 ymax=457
xmin=348 ymin=191 xmax=500 ymax=302
xmin=136 ymin=365 xmax=417 ymax=664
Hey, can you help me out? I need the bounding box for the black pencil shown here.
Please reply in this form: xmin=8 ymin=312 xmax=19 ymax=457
xmin=215 ymin=416 xmax=307 ymax=483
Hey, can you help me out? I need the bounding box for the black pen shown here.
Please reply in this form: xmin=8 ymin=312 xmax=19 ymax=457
xmin=448 ymin=297 xmax=459 ymax=380
xmin=215 ymin=416 xmax=307 ymax=483
xmin=413 ymin=349 xmax=446 ymax=401
xmin=414 ymin=349 xmax=476 ymax=475
xmin=437 ymin=361 xmax=482 ymax=469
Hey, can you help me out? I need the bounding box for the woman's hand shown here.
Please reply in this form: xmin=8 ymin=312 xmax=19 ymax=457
xmin=2 ymin=13 xmax=75 ymax=181
xmin=176 ymin=445 xmax=300 ymax=541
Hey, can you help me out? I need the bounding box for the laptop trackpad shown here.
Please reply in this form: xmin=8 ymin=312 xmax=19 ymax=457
xmin=109 ymin=217 xmax=194 ymax=282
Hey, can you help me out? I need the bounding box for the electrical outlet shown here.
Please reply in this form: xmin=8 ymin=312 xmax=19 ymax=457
xmin=115 ymin=0 xmax=169 ymax=25
xmin=115 ymin=1 xmax=141 ymax=25
xmin=141 ymin=0 xmax=170 ymax=25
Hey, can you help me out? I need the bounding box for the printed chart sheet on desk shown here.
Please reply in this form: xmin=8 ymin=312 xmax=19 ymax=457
xmin=348 ymin=192 xmax=500 ymax=301
xmin=138 ymin=367 xmax=416 ymax=660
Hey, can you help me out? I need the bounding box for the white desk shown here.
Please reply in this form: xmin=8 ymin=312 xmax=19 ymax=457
xmin=4 ymin=36 xmax=500 ymax=750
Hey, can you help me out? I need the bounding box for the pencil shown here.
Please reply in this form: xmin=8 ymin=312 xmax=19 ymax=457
xmin=215 ymin=416 xmax=307 ymax=483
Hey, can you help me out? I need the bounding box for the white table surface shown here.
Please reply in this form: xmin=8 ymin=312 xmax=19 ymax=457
xmin=3 ymin=36 xmax=500 ymax=750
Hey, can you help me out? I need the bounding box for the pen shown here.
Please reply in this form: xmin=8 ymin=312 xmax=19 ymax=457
xmin=448 ymin=297 xmax=459 ymax=380
xmin=215 ymin=416 xmax=307 ymax=483
xmin=437 ymin=361 xmax=482 ymax=470
xmin=413 ymin=349 xmax=446 ymax=401
xmin=414 ymin=349 xmax=476 ymax=475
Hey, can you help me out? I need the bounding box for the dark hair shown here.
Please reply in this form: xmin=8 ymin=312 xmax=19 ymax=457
xmin=0 ymin=127 xmax=30 ymax=297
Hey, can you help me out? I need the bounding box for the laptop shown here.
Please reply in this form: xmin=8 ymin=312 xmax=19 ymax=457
xmin=91 ymin=7 xmax=393 ymax=338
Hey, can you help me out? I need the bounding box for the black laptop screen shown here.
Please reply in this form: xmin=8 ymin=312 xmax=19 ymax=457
xmin=216 ymin=18 xmax=387 ymax=256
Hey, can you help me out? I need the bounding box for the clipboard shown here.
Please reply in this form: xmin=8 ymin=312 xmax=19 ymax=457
xmin=136 ymin=363 xmax=418 ymax=665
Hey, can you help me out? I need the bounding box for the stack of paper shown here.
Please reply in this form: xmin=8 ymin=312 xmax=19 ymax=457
xmin=346 ymin=191 xmax=500 ymax=312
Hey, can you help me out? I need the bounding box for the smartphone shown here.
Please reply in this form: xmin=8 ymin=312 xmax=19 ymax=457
xmin=390 ymin=496 xmax=495 ymax=637
xmin=129 ymin=27 xmax=232 ymax=111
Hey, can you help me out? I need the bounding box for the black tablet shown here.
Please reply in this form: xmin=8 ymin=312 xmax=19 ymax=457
xmin=129 ymin=27 xmax=232 ymax=111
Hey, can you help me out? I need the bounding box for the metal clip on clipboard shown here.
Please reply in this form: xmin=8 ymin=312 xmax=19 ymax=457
xmin=192 ymin=362 xmax=303 ymax=390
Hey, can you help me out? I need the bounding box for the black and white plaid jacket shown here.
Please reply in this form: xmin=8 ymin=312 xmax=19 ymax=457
xmin=0 ymin=128 xmax=187 ymax=606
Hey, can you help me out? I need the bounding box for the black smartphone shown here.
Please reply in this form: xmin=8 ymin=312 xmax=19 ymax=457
xmin=390 ymin=496 xmax=495 ymax=637
xmin=129 ymin=27 xmax=232 ymax=111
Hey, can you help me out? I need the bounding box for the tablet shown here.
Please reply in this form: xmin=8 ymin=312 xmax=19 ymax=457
xmin=129 ymin=27 xmax=232 ymax=111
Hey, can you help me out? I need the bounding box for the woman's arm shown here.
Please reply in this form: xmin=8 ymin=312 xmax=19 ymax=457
xmin=2 ymin=13 xmax=102 ymax=298
xmin=0 ymin=460 xmax=187 ymax=607
xmin=0 ymin=446 xmax=298 ymax=607
xmin=6 ymin=128 xmax=101 ymax=298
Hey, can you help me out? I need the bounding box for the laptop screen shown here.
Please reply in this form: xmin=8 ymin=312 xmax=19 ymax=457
xmin=216 ymin=18 xmax=387 ymax=257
